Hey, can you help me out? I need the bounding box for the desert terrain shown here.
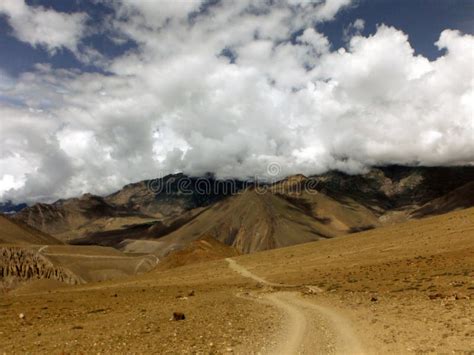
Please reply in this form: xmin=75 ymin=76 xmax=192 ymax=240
xmin=1 ymin=206 xmax=473 ymax=354
xmin=1 ymin=0 xmax=473 ymax=352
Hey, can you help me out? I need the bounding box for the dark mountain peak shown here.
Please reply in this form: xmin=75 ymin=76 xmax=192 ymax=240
xmin=0 ymin=200 xmax=27 ymax=214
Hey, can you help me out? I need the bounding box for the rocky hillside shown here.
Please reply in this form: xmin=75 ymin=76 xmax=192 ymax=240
xmin=105 ymin=173 xmax=245 ymax=217
xmin=310 ymin=166 xmax=474 ymax=212
xmin=10 ymin=166 xmax=474 ymax=255
xmin=411 ymin=181 xmax=474 ymax=218
xmin=151 ymin=188 xmax=337 ymax=255
xmin=13 ymin=193 xmax=150 ymax=237
xmin=0 ymin=247 xmax=80 ymax=286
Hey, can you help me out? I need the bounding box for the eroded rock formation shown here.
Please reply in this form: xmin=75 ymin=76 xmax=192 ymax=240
xmin=0 ymin=247 xmax=80 ymax=285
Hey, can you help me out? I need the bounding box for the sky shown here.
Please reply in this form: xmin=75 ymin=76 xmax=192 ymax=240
xmin=0 ymin=0 xmax=473 ymax=203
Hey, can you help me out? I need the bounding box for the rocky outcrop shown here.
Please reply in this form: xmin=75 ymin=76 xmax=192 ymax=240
xmin=0 ymin=247 xmax=80 ymax=285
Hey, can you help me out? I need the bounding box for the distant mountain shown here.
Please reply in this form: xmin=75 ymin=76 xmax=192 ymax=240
xmin=149 ymin=188 xmax=337 ymax=256
xmin=0 ymin=201 xmax=27 ymax=214
xmin=105 ymin=173 xmax=245 ymax=217
xmin=13 ymin=193 xmax=151 ymax=239
xmin=311 ymin=165 xmax=474 ymax=211
xmin=13 ymin=166 xmax=474 ymax=256
xmin=411 ymin=181 xmax=474 ymax=218
xmin=15 ymin=174 xmax=244 ymax=241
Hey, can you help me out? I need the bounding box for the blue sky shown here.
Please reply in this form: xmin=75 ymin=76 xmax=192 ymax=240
xmin=0 ymin=0 xmax=473 ymax=202
xmin=1 ymin=0 xmax=472 ymax=76
xmin=0 ymin=0 xmax=134 ymax=75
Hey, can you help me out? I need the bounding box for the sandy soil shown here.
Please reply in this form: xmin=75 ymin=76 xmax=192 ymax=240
xmin=1 ymin=260 xmax=279 ymax=354
xmin=227 ymin=258 xmax=363 ymax=354
xmin=1 ymin=207 xmax=473 ymax=354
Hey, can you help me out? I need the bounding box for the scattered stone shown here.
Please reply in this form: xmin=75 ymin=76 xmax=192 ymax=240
xmin=454 ymin=293 xmax=469 ymax=300
xmin=188 ymin=290 xmax=195 ymax=297
xmin=87 ymin=308 xmax=108 ymax=314
xmin=429 ymin=292 xmax=469 ymax=301
xmin=173 ymin=312 xmax=185 ymax=321
xmin=305 ymin=285 xmax=324 ymax=295
xmin=18 ymin=313 xmax=25 ymax=320
xmin=370 ymin=296 xmax=378 ymax=302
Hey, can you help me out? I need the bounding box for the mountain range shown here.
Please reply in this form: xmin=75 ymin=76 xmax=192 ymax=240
xmin=9 ymin=165 xmax=474 ymax=258
xmin=2 ymin=165 xmax=473 ymax=354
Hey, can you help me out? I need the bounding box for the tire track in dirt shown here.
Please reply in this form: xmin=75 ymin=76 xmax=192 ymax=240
xmin=225 ymin=258 xmax=365 ymax=354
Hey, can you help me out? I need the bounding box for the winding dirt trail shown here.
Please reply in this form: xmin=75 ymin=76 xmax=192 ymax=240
xmin=225 ymin=258 xmax=365 ymax=355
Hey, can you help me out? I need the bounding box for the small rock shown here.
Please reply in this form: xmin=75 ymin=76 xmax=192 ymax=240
xmin=173 ymin=312 xmax=185 ymax=321
xmin=305 ymin=285 xmax=323 ymax=295
xmin=18 ymin=313 xmax=25 ymax=320
xmin=370 ymin=296 xmax=378 ymax=302
xmin=188 ymin=290 xmax=195 ymax=297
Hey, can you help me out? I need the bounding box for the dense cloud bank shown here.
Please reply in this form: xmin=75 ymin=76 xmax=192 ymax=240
xmin=0 ymin=0 xmax=473 ymax=202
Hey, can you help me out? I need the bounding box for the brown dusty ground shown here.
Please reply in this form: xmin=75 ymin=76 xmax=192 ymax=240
xmin=235 ymin=207 xmax=474 ymax=353
xmin=1 ymin=208 xmax=474 ymax=354
xmin=1 ymin=260 xmax=280 ymax=354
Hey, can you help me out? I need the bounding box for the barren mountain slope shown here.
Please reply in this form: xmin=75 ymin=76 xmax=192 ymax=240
xmin=0 ymin=215 xmax=62 ymax=245
xmin=11 ymin=166 xmax=474 ymax=257
xmin=1 ymin=208 xmax=472 ymax=354
xmin=13 ymin=174 xmax=241 ymax=241
xmin=70 ymin=186 xmax=383 ymax=255
xmin=65 ymin=167 xmax=474 ymax=257
xmin=152 ymin=188 xmax=339 ymax=255
xmin=312 ymin=166 xmax=474 ymax=211
xmin=156 ymin=235 xmax=239 ymax=270
xmin=411 ymin=181 xmax=474 ymax=218
xmin=13 ymin=194 xmax=155 ymax=240
xmin=69 ymin=207 xmax=206 ymax=249
xmin=105 ymin=173 xmax=243 ymax=217
xmin=271 ymin=175 xmax=380 ymax=232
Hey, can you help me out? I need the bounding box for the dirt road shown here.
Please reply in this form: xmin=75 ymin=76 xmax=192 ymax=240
xmin=226 ymin=258 xmax=364 ymax=354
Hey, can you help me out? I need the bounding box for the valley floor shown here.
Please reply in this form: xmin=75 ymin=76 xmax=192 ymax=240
xmin=1 ymin=208 xmax=473 ymax=354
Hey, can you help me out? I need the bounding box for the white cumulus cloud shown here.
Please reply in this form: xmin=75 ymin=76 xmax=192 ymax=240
xmin=0 ymin=1 xmax=473 ymax=203
xmin=0 ymin=0 xmax=87 ymax=53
